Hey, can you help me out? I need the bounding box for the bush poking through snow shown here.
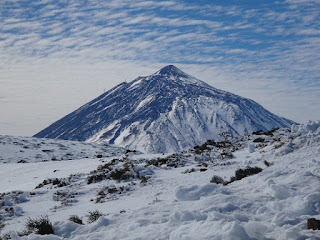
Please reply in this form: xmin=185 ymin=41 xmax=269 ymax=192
xmin=87 ymin=173 xmax=106 ymax=184
xmin=182 ymin=168 xmax=196 ymax=174
xmin=139 ymin=176 xmax=149 ymax=185
xmin=52 ymin=190 xmax=68 ymax=202
xmin=110 ymin=168 xmax=132 ymax=181
xmin=211 ymin=166 xmax=263 ymax=185
xmin=252 ymin=128 xmax=278 ymax=136
xmin=87 ymin=210 xmax=103 ymax=223
xmin=146 ymin=154 xmax=183 ymax=168
xmin=194 ymin=144 xmax=211 ymax=154
xmin=210 ymin=175 xmax=226 ymax=185
xmin=69 ymin=215 xmax=83 ymax=225
xmin=263 ymin=160 xmax=272 ymax=167
xmin=253 ymin=137 xmax=265 ymax=143
xmin=193 ymin=137 xmax=234 ymax=155
xmin=87 ymin=159 xmax=143 ymax=184
xmin=52 ymin=190 xmax=78 ymax=206
xmin=35 ymin=178 xmax=67 ymax=189
xmin=234 ymin=167 xmax=263 ymax=181
xmin=307 ymin=218 xmax=320 ymax=230
xmin=25 ymin=215 xmax=54 ymax=235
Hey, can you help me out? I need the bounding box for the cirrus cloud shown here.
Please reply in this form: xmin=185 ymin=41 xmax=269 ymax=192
xmin=0 ymin=0 xmax=319 ymax=136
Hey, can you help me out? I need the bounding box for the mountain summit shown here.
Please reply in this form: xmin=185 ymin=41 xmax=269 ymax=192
xmin=158 ymin=65 xmax=189 ymax=77
xmin=34 ymin=65 xmax=293 ymax=153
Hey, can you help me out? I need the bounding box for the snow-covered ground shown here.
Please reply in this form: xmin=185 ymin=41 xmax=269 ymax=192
xmin=0 ymin=135 xmax=125 ymax=164
xmin=0 ymin=121 xmax=320 ymax=239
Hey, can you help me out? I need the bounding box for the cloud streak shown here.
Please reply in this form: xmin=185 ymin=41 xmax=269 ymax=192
xmin=0 ymin=0 xmax=319 ymax=135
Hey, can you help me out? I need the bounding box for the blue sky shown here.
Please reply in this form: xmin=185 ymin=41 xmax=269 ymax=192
xmin=0 ymin=0 xmax=320 ymax=136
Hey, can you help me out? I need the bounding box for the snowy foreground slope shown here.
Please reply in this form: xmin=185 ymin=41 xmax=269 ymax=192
xmin=1 ymin=121 xmax=320 ymax=239
xmin=34 ymin=65 xmax=293 ymax=153
xmin=0 ymin=135 xmax=125 ymax=164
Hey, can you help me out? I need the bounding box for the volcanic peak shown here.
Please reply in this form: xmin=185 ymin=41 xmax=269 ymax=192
xmin=157 ymin=65 xmax=189 ymax=78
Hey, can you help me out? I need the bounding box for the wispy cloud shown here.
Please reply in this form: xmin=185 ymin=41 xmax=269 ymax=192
xmin=0 ymin=0 xmax=319 ymax=135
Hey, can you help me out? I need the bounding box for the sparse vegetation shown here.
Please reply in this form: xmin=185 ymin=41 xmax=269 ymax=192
xmin=95 ymin=189 xmax=107 ymax=203
xmin=25 ymin=215 xmax=54 ymax=235
xmin=146 ymin=154 xmax=184 ymax=168
xmin=52 ymin=190 xmax=68 ymax=202
xmin=69 ymin=215 xmax=83 ymax=225
xmin=52 ymin=190 xmax=77 ymax=206
xmin=253 ymin=137 xmax=265 ymax=143
xmin=234 ymin=166 xmax=263 ymax=181
xmin=192 ymin=134 xmax=241 ymax=159
xmin=193 ymin=138 xmax=233 ymax=154
xmin=35 ymin=178 xmax=67 ymax=189
xmin=95 ymin=185 xmax=131 ymax=203
xmin=107 ymin=187 xmax=118 ymax=194
xmin=139 ymin=176 xmax=149 ymax=185
xmin=210 ymin=175 xmax=226 ymax=185
xmin=263 ymin=160 xmax=273 ymax=167
xmin=194 ymin=144 xmax=211 ymax=154
xmin=252 ymin=128 xmax=278 ymax=136
xmin=110 ymin=164 xmax=134 ymax=181
xmin=87 ymin=173 xmax=107 ymax=184
xmin=125 ymin=149 xmax=137 ymax=154
xmin=211 ymin=166 xmax=263 ymax=185
xmin=17 ymin=160 xmax=28 ymax=163
xmin=87 ymin=210 xmax=103 ymax=223
xmin=182 ymin=168 xmax=196 ymax=174
xmin=87 ymin=158 xmax=137 ymax=184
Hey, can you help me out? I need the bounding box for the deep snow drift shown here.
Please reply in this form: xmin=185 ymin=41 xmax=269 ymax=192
xmin=0 ymin=121 xmax=320 ymax=239
xmin=34 ymin=65 xmax=293 ymax=153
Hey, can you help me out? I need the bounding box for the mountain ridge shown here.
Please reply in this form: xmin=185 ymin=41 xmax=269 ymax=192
xmin=34 ymin=65 xmax=294 ymax=153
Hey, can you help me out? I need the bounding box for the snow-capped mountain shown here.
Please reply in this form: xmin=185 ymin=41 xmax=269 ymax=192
xmin=34 ymin=65 xmax=293 ymax=153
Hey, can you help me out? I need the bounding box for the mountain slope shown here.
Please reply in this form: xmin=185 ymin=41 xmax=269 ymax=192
xmin=0 ymin=135 xmax=125 ymax=164
xmin=2 ymin=122 xmax=320 ymax=239
xmin=34 ymin=65 xmax=293 ymax=153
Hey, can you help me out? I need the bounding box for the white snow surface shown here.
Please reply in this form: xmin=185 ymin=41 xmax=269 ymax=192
xmin=135 ymin=95 xmax=154 ymax=111
xmin=0 ymin=135 xmax=125 ymax=163
xmin=0 ymin=121 xmax=320 ymax=239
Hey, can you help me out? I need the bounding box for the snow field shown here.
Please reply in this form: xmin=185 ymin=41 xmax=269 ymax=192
xmin=0 ymin=135 xmax=124 ymax=164
xmin=0 ymin=121 xmax=319 ymax=239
